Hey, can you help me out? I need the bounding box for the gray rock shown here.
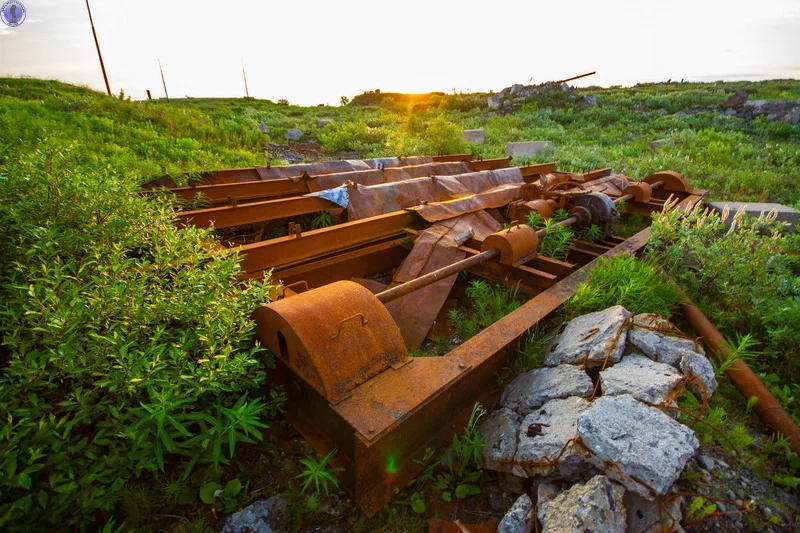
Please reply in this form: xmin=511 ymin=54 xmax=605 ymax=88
xmin=498 ymin=493 xmax=534 ymax=533
xmin=317 ymin=119 xmax=333 ymax=129
xmin=545 ymin=306 xmax=631 ymax=367
xmin=649 ymin=139 xmax=675 ymax=152
xmin=719 ymin=90 xmax=748 ymax=109
xmin=285 ymin=128 xmax=304 ymax=141
xmin=501 ymin=365 xmax=593 ymax=414
xmin=537 ymin=475 xmax=626 ymax=533
xmin=488 ymin=94 xmax=503 ymax=110
xmin=680 ymin=351 xmax=717 ymax=401
xmin=600 ymin=354 xmax=683 ymax=405
xmin=706 ymin=201 xmax=800 ymax=230
xmin=696 ymin=454 xmax=715 ymax=471
xmin=509 ymin=84 xmax=525 ymax=96
xmin=220 ymin=496 xmax=285 ymax=533
xmin=675 ymin=111 xmax=688 ymax=118
xmin=478 ymin=408 xmax=525 ymax=476
xmin=258 ymin=122 xmax=269 ymax=134
xmin=505 ymin=141 xmax=553 ymax=158
xmin=463 ymin=129 xmax=486 ymax=143
xmin=583 ymin=94 xmax=598 ymax=106
xmin=625 ymin=490 xmax=684 ymax=533
xmin=628 ymin=313 xmax=704 ymax=368
xmin=578 ymin=395 xmax=699 ymax=498
xmin=515 ymin=397 xmax=593 ymax=478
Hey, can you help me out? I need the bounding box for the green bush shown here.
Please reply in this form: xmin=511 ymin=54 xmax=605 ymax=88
xmin=649 ymin=200 xmax=800 ymax=409
xmin=0 ymin=144 xmax=277 ymax=529
xmin=318 ymin=120 xmax=389 ymax=153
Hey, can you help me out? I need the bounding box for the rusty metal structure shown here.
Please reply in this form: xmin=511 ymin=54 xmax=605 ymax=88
xmin=157 ymin=155 xmax=706 ymax=515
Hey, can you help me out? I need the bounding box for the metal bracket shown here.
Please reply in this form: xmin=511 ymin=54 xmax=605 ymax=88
xmin=330 ymin=313 xmax=368 ymax=340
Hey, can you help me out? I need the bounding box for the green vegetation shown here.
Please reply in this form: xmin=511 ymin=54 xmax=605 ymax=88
xmin=1 ymin=76 xmax=799 ymax=530
xmin=295 ymin=450 xmax=343 ymax=495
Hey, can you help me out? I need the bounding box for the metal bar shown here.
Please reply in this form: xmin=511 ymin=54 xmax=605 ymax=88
xmin=85 ymin=0 xmax=111 ymax=97
xmin=376 ymin=249 xmax=499 ymax=304
xmin=678 ymin=289 xmax=800 ymax=456
xmin=470 ymin=157 xmax=513 ymax=171
xmin=237 ymin=210 xmax=421 ymax=274
xmin=431 ymin=154 xmax=473 ymax=163
xmin=177 ymin=195 xmax=335 ymax=229
xmin=556 ymin=71 xmax=596 ymax=84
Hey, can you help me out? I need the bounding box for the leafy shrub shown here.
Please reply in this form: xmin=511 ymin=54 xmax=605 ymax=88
xmin=0 ymin=144 xmax=278 ymax=529
xmin=649 ymin=200 xmax=800 ymax=417
xmin=319 ymin=121 xmax=389 ymax=153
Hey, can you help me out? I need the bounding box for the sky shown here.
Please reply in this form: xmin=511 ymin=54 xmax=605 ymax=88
xmin=1 ymin=0 xmax=799 ymax=106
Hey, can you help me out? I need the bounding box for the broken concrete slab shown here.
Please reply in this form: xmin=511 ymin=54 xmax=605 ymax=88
xmin=515 ymin=397 xmax=593 ymax=478
xmin=505 ymin=141 xmax=553 ymax=158
xmin=478 ymin=408 xmax=525 ymax=476
xmin=463 ymin=129 xmax=486 ymax=143
xmin=501 ymin=364 xmax=593 ymax=415
xmin=625 ymin=489 xmax=684 ymax=533
xmin=706 ymin=201 xmax=800 ymax=230
xmin=577 ymin=395 xmax=699 ymax=498
xmin=497 ymin=493 xmax=534 ymax=533
xmin=317 ymin=119 xmax=333 ymax=129
xmin=537 ymin=475 xmax=626 ymax=533
xmin=629 ymin=313 xmax=704 ymax=368
xmin=545 ymin=305 xmax=631 ymax=368
xmin=680 ymin=351 xmax=717 ymax=402
xmin=220 ymin=496 xmax=286 ymax=533
xmin=600 ymin=354 xmax=683 ymax=406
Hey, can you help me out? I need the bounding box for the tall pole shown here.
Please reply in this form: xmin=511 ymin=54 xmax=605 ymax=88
xmin=158 ymin=59 xmax=170 ymax=102
xmin=85 ymin=0 xmax=111 ymax=96
xmin=242 ymin=59 xmax=250 ymax=98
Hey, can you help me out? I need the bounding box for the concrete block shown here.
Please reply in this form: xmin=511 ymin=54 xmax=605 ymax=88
xmin=505 ymin=141 xmax=553 ymax=158
xmin=707 ymin=202 xmax=799 ymax=230
xmin=463 ymin=129 xmax=485 ymax=143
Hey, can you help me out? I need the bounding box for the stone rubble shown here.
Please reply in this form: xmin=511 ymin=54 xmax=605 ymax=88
xmin=500 ymin=364 xmax=593 ymax=415
xmin=544 ymin=305 xmax=631 ymax=367
xmin=485 ymin=306 xmax=721 ymax=532
xmin=497 ymin=493 xmax=534 ymax=533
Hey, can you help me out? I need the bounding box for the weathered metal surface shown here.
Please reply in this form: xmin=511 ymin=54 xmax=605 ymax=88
xmin=176 ymin=195 xmax=335 ymax=229
xmin=481 ymin=224 xmax=539 ymax=266
xmin=237 ymin=210 xmax=421 ymax=274
xmin=644 ymin=171 xmax=690 ymax=193
xmin=254 ymin=280 xmax=410 ymax=404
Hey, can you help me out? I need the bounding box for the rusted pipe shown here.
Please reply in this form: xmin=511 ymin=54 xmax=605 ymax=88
xmin=679 ymin=293 xmax=800 ymax=455
xmin=376 ymin=249 xmax=499 ymax=304
xmin=556 ymin=71 xmax=597 ymax=84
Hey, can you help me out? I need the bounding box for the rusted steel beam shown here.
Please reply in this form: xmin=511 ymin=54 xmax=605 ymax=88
xmin=519 ymin=162 xmax=557 ymax=179
xmin=431 ymin=154 xmax=473 ymax=163
xmin=237 ymin=210 xmax=421 ymax=274
xmin=458 ymin=246 xmax=558 ymax=292
xmin=470 ymin=157 xmax=513 ymax=171
xmin=556 ymin=71 xmax=596 ymax=84
xmin=176 ymin=195 xmax=335 ymax=229
xmin=271 ymin=239 xmax=411 ymax=288
xmin=169 ymin=177 xmax=310 ymax=204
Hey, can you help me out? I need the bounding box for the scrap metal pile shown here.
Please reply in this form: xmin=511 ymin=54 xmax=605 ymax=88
xmin=146 ymin=154 xmax=706 ymax=516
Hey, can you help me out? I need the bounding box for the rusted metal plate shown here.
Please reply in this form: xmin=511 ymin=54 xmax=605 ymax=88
xmin=309 ymin=162 xmax=472 ymax=191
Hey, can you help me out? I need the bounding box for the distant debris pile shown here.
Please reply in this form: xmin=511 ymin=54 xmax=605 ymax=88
xmin=718 ymin=91 xmax=800 ymax=125
xmin=487 ymin=81 xmax=597 ymax=113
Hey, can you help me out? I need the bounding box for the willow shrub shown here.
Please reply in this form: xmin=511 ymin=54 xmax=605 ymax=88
xmin=0 ymin=143 xmax=277 ymax=529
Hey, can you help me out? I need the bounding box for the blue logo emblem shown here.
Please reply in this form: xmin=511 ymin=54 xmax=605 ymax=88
xmin=1 ymin=1 xmax=26 ymax=27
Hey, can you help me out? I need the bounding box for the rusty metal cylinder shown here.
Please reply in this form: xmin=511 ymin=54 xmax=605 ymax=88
xmin=508 ymin=198 xmax=557 ymax=223
xmin=644 ymin=171 xmax=690 ymax=193
xmin=621 ymin=182 xmax=653 ymax=203
xmin=481 ymin=224 xmax=539 ymax=266
xmin=254 ymin=281 xmax=409 ymax=404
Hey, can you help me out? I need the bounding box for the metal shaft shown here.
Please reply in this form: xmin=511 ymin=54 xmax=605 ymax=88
xmin=85 ymin=0 xmax=111 ymax=96
xmin=376 ymin=249 xmax=499 ymax=304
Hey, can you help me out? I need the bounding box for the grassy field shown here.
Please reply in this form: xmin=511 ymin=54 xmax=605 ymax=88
xmin=0 ymin=77 xmax=798 ymax=531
